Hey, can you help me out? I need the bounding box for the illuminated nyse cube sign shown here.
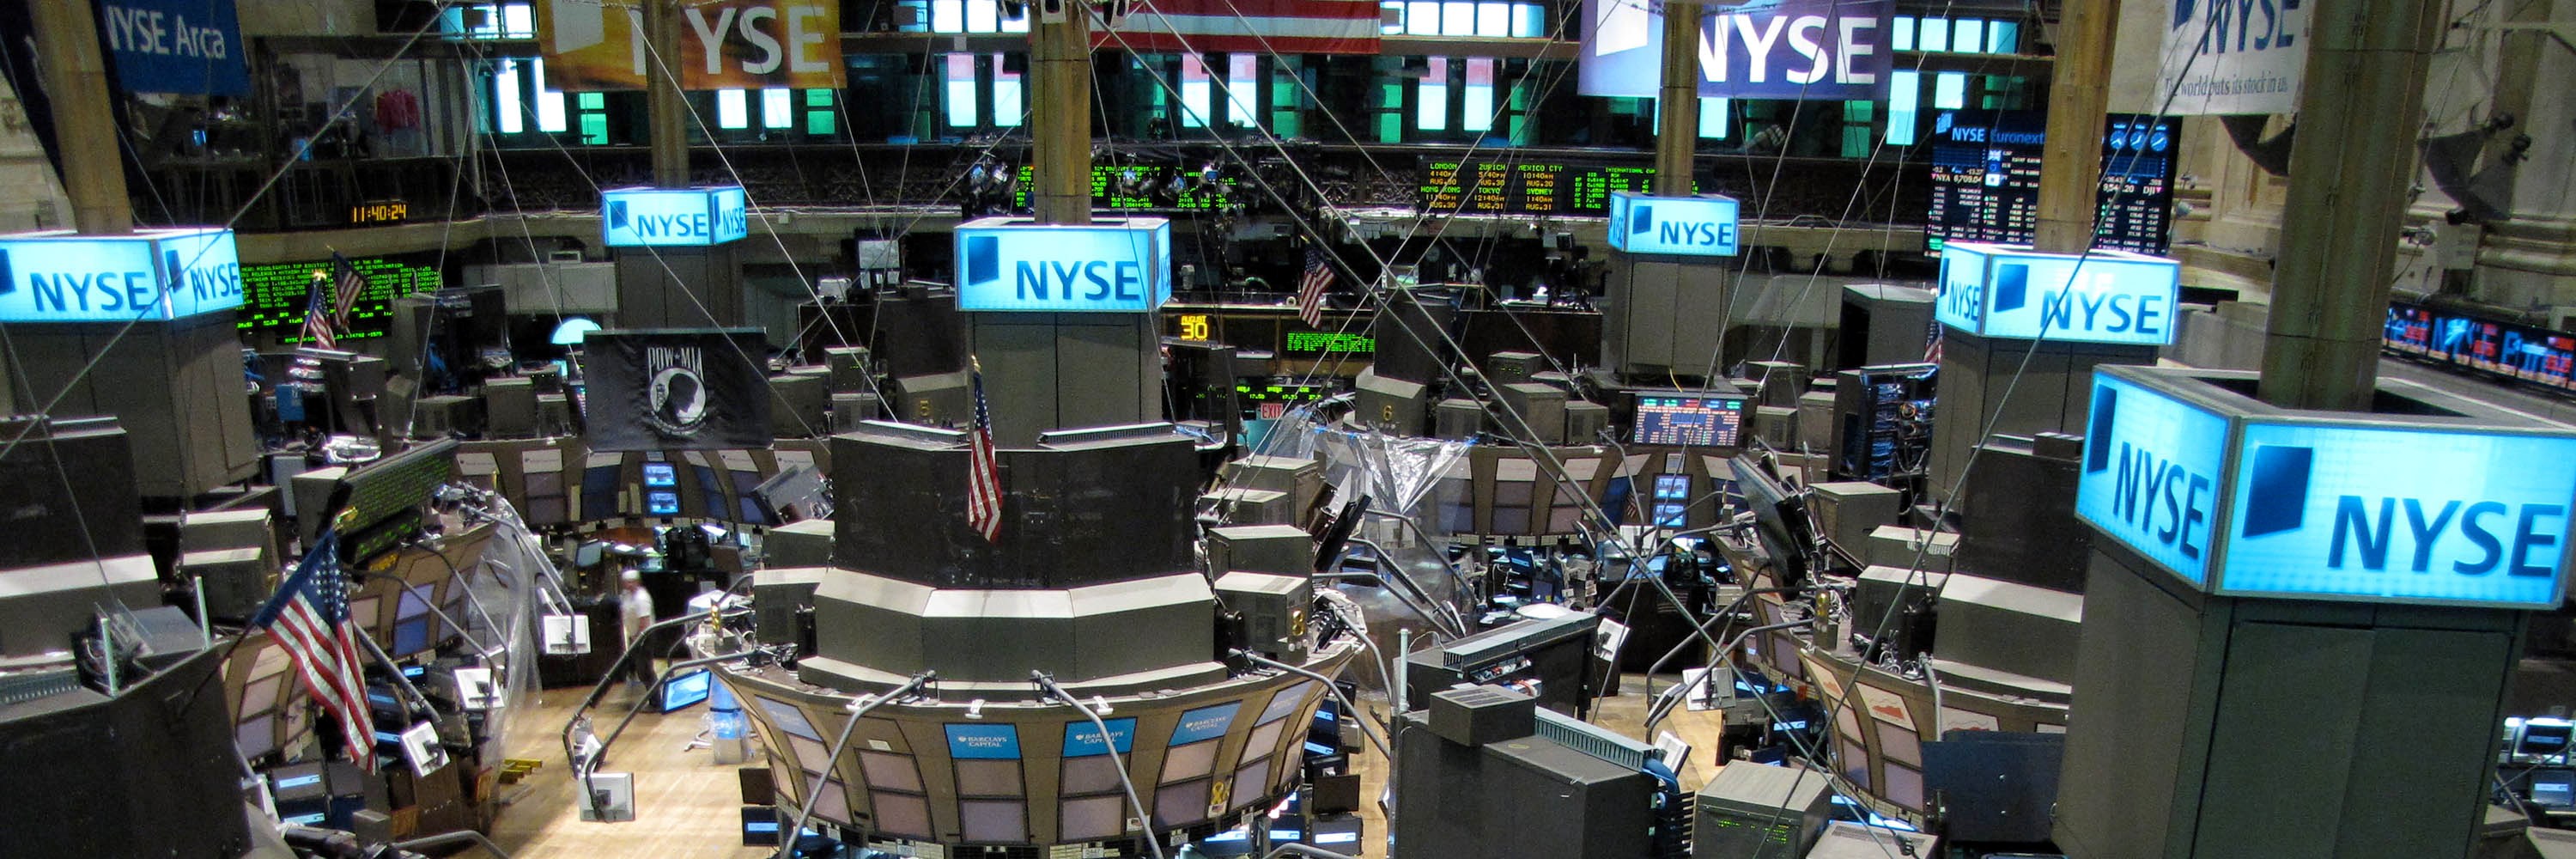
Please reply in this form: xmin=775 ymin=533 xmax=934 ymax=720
xmin=952 ymin=216 xmax=1173 ymax=314
xmin=1606 ymin=192 xmax=1741 ymax=257
xmin=1934 ymin=241 xmax=2179 ymax=345
xmin=2076 ymin=367 xmax=2576 ymax=609
xmin=599 ymin=186 xmax=750 ymax=247
xmin=0 ymin=228 xmax=242 ymax=322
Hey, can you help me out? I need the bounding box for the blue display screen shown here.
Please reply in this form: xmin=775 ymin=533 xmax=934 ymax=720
xmin=2073 ymin=373 xmax=2232 ymax=588
xmin=647 ymin=490 xmax=680 ymax=515
xmin=952 ymin=217 xmax=1173 ymax=313
xmin=1171 ymin=702 xmax=1242 ymax=746
xmin=945 ymin=723 xmax=1023 ymax=759
xmin=600 ymin=186 xmax=749 ymax=247
xmin=2217 ymin=421 xmax=2576 ymax=608
xmin=1062 ymin=717 xmax=1138 ymax=757
xmin=1607 ymin=192 xmax=1740 ymax=256
xmin=660 ymin=668 xmax=713 ymax=711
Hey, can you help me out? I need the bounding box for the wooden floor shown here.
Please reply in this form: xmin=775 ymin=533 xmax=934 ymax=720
xmin=489 ymin=674 xmax=1736 ymax=858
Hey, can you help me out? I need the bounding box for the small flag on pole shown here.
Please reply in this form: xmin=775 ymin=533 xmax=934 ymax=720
xmin=1297 ymin=244 xmax=1334 ymax=329
xmin=965 ymin=358 xmax=1004 ymax=542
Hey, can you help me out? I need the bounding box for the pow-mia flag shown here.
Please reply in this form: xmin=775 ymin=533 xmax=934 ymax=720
xmin=582 ymin=328 xmax=775 ymax=452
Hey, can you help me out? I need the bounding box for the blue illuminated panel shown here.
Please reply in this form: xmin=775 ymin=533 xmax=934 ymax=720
xmin=1061 ymin=717 xmax=1138 ymax=757
xmin=2074 ymin=374 xmax=2233 ymax=588
xmin=952 ymin=217 xmax=1172 ymax=313
xmin=1170 ymin=702 xmax=1242 ymax=746
xmin=600 ymin=186 xmax=750 ymax=247
xmin=944 ymin=723 xmax=1023 ymax=759
xmin=1934 ymin=241 xmax=2178 ymax=346
xmin=2217 ymin=422 xmax=2576 ymax=608
xmin=1606 ymin=192 xmax=1740 ymax=257
xmin=0 ymin=228 xmax=242 ymax=322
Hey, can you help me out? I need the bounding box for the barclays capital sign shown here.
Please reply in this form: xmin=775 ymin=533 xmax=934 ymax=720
xmin=2076 ymin=366 xmax=2576 ymax=610
xmin=1935 ymin=241 xmax=2180 ymax=345
xmin=0 ymin=228 xmax=243 ymax=322
xmin=1607 ymin=192 xmax=1740 ymax=257
xmin=601 ymin=186 xmax=750 ymax=247
xmin=952 ymin=217 xmax=1172 ymax=313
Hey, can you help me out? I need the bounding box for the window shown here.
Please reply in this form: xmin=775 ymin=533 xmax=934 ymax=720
xmin=1181 ymin=54 xmax=1213 ymax=128
xmin=1417 ymin=57 xmax=1449 ymax=131
xmin=717 ymin=89 xmax=750 ymax=130
xmin=1931 ymin=71 xmax=1967 ymax=110
xmin=762 ymin=88 xmax=793 ymax=129
xmin=530 ymin=59 xmax=567 ymax=132
xmin=1891 ymin=15 xmax=1915 ymax=51
xmin=1886 ymin=70 xmax=1919 ymax=145
xmin=1698 ymin=96 xmax=1728 ymax=139
xmin=945 ymin=54 xmax=979 ymax=127
xmin=494 ymin=61 xmax=523 ymax=133
xmin=1226 ymin=54 xmax=1259 ymax=128
xmin=1387 ymin=1 xmax=1544 ymax=36
xmin=805 ymin=88 xmax=837 ymax=136
xmin=576 ymin=92 xmax=609 ymax=145
xmin=993 ymin=56 xmax=1024 ymax=127
xmin=1917 ymin=17 xmax=1948 ymax=52
xmin=1841 ymin=101 xmax=1874 ymax=157
xmin=1461 ymin=58 xmax=1495 ymax=133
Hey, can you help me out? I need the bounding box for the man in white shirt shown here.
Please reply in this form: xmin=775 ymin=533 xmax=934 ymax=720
xmin=620 ymin=569 xmax=657 ymax=685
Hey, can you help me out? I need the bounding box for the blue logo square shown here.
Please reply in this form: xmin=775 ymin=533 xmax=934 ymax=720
xmin=2239 ymin=444 xmax=2314 ymax=537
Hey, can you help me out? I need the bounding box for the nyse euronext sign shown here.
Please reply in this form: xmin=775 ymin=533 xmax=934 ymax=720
xmin=600 ymin=186 xmax=750 ymax=247
xmin=2074 ymin=366 xmax=2576 ymax=610
xmin=1607 ymin=192 xmax=1741 ymax=257
xmin=953 ymin=217 xmax=1172 ymax=313
xmin=0 ymin=228 xmax=243 ymax=322
xmin=1935 ymin=241 xmax=2180 ymax=345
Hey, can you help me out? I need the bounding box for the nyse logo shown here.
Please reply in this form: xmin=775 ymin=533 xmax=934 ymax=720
xmin=607 ymin=200 xmax=629 ymax=230
xmin=962 ymin=235 xmax=1149 ymax=303
xmin=2028 ymin=265 xmax=2168 ymax=337
xmin=2173 ymin=0 xmax=2301 ymax=55
xmin=2240 ymin=443 xmax=2565 ymax=577
xmin=1629 ymin=204 xmax=1735 ymax=249
xmin=1938 ymin=265 xmax=1984 ymax=324
xmin=0 ymin=247 xmax=234 ymax=318
xmin=2085 ymin=386 xmax=2216 ymax=560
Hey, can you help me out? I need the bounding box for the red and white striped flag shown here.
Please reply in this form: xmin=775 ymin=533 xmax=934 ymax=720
xmin=1297 ymin=244 xmax=1334 ymax=328
xmin=965 ymin=359 xmax=1004 ymax=543
xmin=1097 ymin=0 xmax=1382 ymax=55
xmin=249 ymin=532 xmax=377 ymax=771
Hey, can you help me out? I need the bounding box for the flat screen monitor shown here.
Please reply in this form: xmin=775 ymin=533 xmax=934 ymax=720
xmin=643 ymin=462 xmax=677 ymax=487
xmin=647 ymin=490 xmax=681 ymax=516
xmin=2523 ymin=719 xmax=2573 ymax=758
xmin=392 ymin=616 xmax=434 ymax=657
xmin=1730 ymin=455 xmax=1814 ymax=585
xmin=575 ymin=540 xmax=606 ymax=567
xmin=659 ymin=668 xmax=714 ymax=712
xmin=1631 ymin=390 xmax=1746 ymax=447
xmin=2536 ymin=771 xmax=2575 ymax=807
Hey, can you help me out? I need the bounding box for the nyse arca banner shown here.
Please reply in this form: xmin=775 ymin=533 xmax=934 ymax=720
xmin=2219 ymin=422 xmax=2576 ymax=609
xmin=96 ymin=0 xmax=250 ymax=95
xmin=1581 ymin=0 xmax=1892 ymax=101
xmin=2158 ymin=0 xmax=2307 ymax=114
xmin=538 ymin=0 xmax=841 ymax=90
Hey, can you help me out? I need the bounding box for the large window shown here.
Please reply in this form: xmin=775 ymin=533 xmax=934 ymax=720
xmin=1382 ymin=1 xmax=1546 ymax=37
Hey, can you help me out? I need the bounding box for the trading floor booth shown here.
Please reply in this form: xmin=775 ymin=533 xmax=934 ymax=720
xmin=2054 ymin=366 xmax=2574 ymax=858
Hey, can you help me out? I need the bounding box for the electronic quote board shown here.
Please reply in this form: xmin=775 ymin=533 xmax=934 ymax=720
xmin=1631 ymin=390 xmax=1746 ymax=447
xmin=1924 ymin=111 xmax=2178 ymax=257
xmin=2386 ymin=298 xmax=2576 ymax=395
xmin=1012 ymin=164 xmax=1242 ymax=211
xmin=238 ymin=255 xmax=442 ymax=344
xmin=1416 ymin=160 xmax=1686 ymax=216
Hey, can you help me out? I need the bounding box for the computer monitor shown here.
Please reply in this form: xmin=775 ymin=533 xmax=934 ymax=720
xmin=392 ymin=615 xmax=434 ymax=657
xmin=647 ymin=490 xmax=681 ymax=516
xmin=1730 ymin=455 xmax=1815 ymax=585
xmin=643 ymin=462 xmax=677 ymax=487
xmin=659 ymin=668 xmax=714 ymax=713
xmin=326 ymin=438 xmax=459 ymax=562
xmin=2535 ymin=770 xmax=2575 ymax=807
xmin=1630 ymin=389 xmax=1747 ymax=447
xmin=574 ymin=540 xmax=606 ymax=567
xmin=2523 ymin=718 xmax=2573 ymax=759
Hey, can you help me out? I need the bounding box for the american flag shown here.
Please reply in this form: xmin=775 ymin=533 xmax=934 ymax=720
xmin=300 ymin=253 xmax=368 ymax=349
xmin=1297 ymin=244 xmax=1334 ymax=329
xmin=965 ymin=360 xmax=1004 ymax=543
xmin=1096 ymin=0 xmax=1382 ymax=55
xmin=248 ymin=532 xmax=377 ymax=771
xmin=1923 ymin=314 xmax=1946 ymax=364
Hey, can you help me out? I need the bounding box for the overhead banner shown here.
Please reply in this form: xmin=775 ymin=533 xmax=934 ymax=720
xmin=95 ymin=0 xmax=250 ymax=95
xmin=580 ymin=328 xmax=775 ymax=452
xmin=2158 ymin=0 xmax=2307 ymax=114
xmin=537 ymin=0 xmax=842 ymax=91
xmin=1581 ymin=0 xmax=1893 ymax=101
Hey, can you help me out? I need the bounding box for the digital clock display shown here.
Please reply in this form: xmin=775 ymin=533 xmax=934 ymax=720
xmin=348 ymin=200 xmax=410 ymax=225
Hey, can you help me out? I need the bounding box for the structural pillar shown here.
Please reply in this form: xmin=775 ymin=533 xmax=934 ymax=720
xmin=1030 ymin=6 xmax=1094 ymax=225
xmin=643 ymin=0 xmax=690 ymax=187
xmin=29 ymin=0 xmax=131 ymax=235
xmin=1651 ymin=1 xmax=1700 ymax=197
xmin=2256 ymin=0 xmax=2447 ymax=411
xmin=2032 ymin=0 xmax=2117 ymax=253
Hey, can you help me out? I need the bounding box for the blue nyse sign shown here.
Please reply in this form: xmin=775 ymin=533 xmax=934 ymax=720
xmin=0 ymin=228 xmax=242 ymax=322
xmin=99 ymin=0 xmax=251 ymax=96
xmin=2075 ymin=373 xmax=2233 ymax=588
xmin=953 ymin=217 xmax=1173 ymax=313
xmin=600 ymin=186 xmax=750 ymax=247
xmin=1933 ymin=241 xmax=2178 ymax=345
xmin=2219 ymin=422 xmax=2576 ymax=608
xmin=1580 ymin=0 xmax=1893 ymax=101
xmin=1607 ymin=192 xmax=1741 ymax=257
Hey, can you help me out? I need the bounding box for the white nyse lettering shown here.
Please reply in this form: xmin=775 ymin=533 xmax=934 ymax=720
xmin=685 ymin=8 xmax=739 ymax=75
xmin=1836 ymin=17 xmax=1876 ymax=84
xmin=786 ymin=6 xmax=829 ymax=73
xmin=1785 ymin=15 xmax=1826 ymax=84
xmin=738 ymin=7 xmax=783 ymax=74
xmin=1734 ymin=15 xmax=1786 ymax=82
